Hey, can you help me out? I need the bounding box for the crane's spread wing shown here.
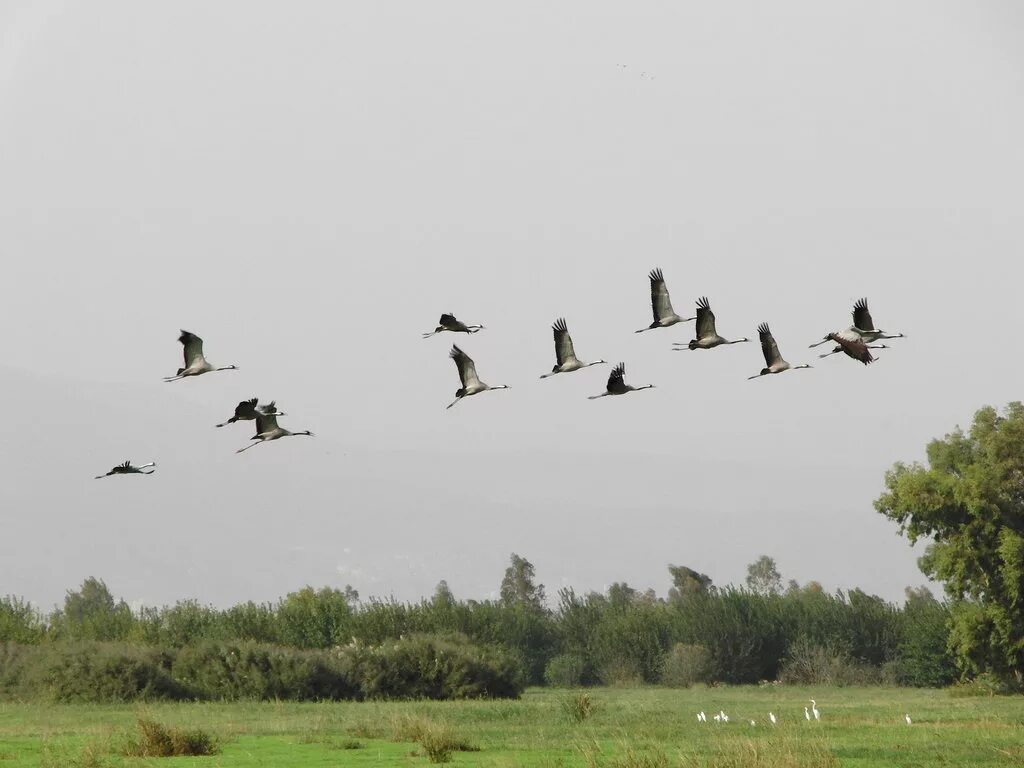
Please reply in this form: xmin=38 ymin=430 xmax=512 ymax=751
xmin=178 ymin=330 xmax=204 ymax=368
xmin=837 ymin=336 xmax=873 ymax=364
xmin=450 ymin=345 xmax=480 ymax=388
xmin=439 ymin=313 xmax=457 ymax=326
xmin=254 ymin=412 xmax=279 ymax=434
xmin=120 ymin=461 xmax=132 ymax=470
xmin=258 ymin=400 xmax=279 ymax=415
xmin=852 ymin=298 xmax=875 ymax=331
xmin=649 ymin=268 xmax=675 ymax=322
xmin=552 ymin=318 xmax=577 ymax=365
xmin=234 ymin=398 xmax=259 ymax=418
xmin=607 ymin=362 xmax=626 ymax=392
xmin=757 ymin=323 xmax=781 ymax=367
xmin=695 ymin=297 xmax=716 ymax=339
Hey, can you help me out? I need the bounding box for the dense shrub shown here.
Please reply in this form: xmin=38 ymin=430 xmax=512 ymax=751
xmin=123 ymin=717 xmax=219 ymax=757
xmin=778 ymin=637 xmax=890 ymax=686
xmin=0 ymin=597 xmax=45 ymax=644
xmin=895 ymin=593 xmax=955 ymax=687
xmin=337 ymin=633 xmax=524 ymax=700
xmin=9 ymin=642 xmax=186 ymax=702
xmin=171 ymin=641 xmax=359 ymax=701
xmin=544 ymin=653 xmax=588 ymax=687
xmin=660 ymin=643 xmax=712 ymax=687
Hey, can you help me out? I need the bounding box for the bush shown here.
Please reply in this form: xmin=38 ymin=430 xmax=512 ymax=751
xmin=562 ymin=691 xmax=595 ymax=723
xmin=123 ymin=718 xmax=219 ymax=757
xmin=12 ymin=643 xmax=186 ymax=702
xmin=337 ymin=633 xmax=524 ymax=700
xmin=778 ymin=637 xmax=886 ymax=686
xmin=544 ymin=653 xmax=588 ymax=687
xmin=171 ymin=641 xmax=359 ymax=701
xmin=660 ymin=644 xmax=712 ymax=687
xmin=0 ymin=597 xmax=45 ymax=644
xmin=597 ymin=657 xmax=644 ymax=687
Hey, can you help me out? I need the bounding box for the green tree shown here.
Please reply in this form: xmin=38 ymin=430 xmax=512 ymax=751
xmin=0 ymin=595 xmax=44 ymax=643
xmin=667 ymin=565 xmax=713 ymax=604
xmin=500 ymin=553 xmax=546 ymax=610
xmin=432 ymin=580 xmax=455 ymax=609
xmin=606 ymin=582 xmax=637 ymax=609
xmin=53 ymin=577 xmax=134 ymax=641
xmin=897 ymin=586 xmax=955 ymax=687
xmin=745 ymin=555 xmax=783 ymax=595
xmin=276 ymin=586 xmax=354 ymax=648
xmin=875 ymin=403 xmax=1024 ymax=682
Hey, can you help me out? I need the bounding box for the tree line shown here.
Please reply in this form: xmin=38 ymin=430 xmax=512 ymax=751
xmin=1 ymin=555 xmax=955 ymax=701
xmin=5 ymin=400 xmax=1024 ymax=700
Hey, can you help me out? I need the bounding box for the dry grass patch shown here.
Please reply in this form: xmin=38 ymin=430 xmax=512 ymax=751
xmin=122 ymin=717 xmax=219 ymax=757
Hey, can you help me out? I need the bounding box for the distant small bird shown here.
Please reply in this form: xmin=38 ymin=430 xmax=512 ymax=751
xmin=905 ymin=714 xmax=912 ymax=725
xmin=769 ymin=712 xmax=777 ymax=725
xmin=805 ymin=706 xmax=811 ymax=721
xmin=811 ymin=699 xmax=820 ymax=721
xmin=713 ymin=713 xmax=721 ymax=723
xmin=810 ymin=297 xmax=904 ymax=350
xmin=95 ymin=460 xmax=156 ymax=479
xmin=673 ymin=297 xmax=749 ymax=350
xmin=822 ymin=332 xmax=887 ymax=365
xmin=697 ymin=711 xmax=706 ymax=723
xmin=164 ymin=330 xmax=237 ymax=381
xmin=636 ymin=268 xmax=695 ymax=332
xmin=748 ymin=323 xmax=812 ymax=379
xmin=720 ymin=711 xmax=729 ymax=723
xmin=588 ymin=363 xmax=654 ymax=399
xmin=749 ymin=719 xmax=756 ymax=726
xmin=215 ymin=398 xmax=285 ymax=428
xmin=423 ymin=313 xmax=484 ymax=338
xmin=446 ymin=345 xmax=509 ymax=409
xmin=540 ymin=318 xmax=606 ymax=378
xmin=236 ymin=412 xmax=313 ymax=453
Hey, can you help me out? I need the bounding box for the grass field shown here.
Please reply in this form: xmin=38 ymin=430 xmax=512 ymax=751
xmin=1 ymin=687 xmax=1022 ymax=767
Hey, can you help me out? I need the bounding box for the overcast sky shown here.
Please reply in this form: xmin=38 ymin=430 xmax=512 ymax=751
xmin=2 ymin=1 xmax=1023 ymax=611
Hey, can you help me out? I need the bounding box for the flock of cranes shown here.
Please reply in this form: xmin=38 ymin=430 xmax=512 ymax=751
xmin=94 ymin=331 xmax=314 ymax=479
xmin=95 ymin=267 xmax=905 ymax=478
xmin=434 ymin=266 xmax=904 ymax=410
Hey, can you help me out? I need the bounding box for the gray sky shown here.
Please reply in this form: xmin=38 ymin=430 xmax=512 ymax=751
xmin=2 ymin=1 xmax=1023 ymax=611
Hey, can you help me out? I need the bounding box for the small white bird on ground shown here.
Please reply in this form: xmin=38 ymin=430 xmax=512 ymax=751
xmin=769 ymin=712 xmax=777 ymax=725
xmin=697 ymin=711 xmax=706 ymax=723
xmin=713 ymin=713 xmax=721 ymax=723
xmin=905 ymin=714 xmax=912 ymax=725
xmin=811 ymin=700 xmax=821 ymax=721
xmin=805 ymin=706 xmax=811 ymax=721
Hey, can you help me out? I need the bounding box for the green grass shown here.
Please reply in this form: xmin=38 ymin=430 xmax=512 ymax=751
xmin=0 ymin=687 xmax=1022 ymax=766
